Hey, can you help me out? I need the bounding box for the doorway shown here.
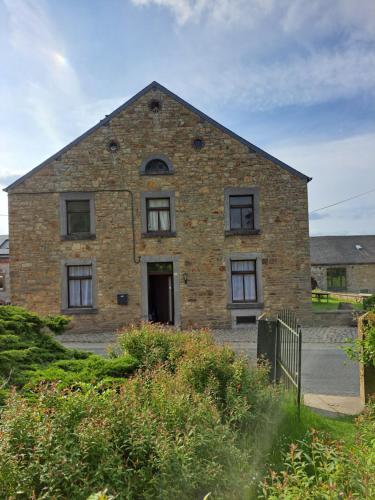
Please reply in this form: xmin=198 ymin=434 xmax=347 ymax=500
xmin=147 ymin=262 xmax=174 ymax=324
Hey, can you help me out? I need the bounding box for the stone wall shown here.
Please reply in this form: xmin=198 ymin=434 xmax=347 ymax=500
xmin=312 ymin=264 xmax=375 ymax=294
xmin=8 ymin=87 xmax=312 ymax=332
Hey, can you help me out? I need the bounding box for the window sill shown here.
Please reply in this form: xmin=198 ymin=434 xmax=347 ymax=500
xmin=225 ymin=229 xmax=260 ymax=236
xmin=61 ymin=234 xmax=96 ymax=241
xmin=227 ymin=303 xmax=263 ymax=310
xmin=142 ymin=231 xmax=176 ymax=238
xmin=61 ymin=308 xmax=98 ymax=315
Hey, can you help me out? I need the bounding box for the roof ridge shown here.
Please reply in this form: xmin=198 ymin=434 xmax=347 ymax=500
xmin=4 ymin=81 xmax=311 ymax=192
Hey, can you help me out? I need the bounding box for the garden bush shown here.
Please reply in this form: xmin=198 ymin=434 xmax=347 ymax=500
xmin=0 ymin=321 xmax=282 ymax=499
xmin=0 ymin=306 xmax=89 ymax=401
xmin=260 ymin=401 xmax=375 ymax=499
xmin=25 ymin=355 xmax=138 ymax=390
xmin=363 ymin=294 xmax=375 ymax=311
xmin=344 ymin=311 xmax=375 ymax=368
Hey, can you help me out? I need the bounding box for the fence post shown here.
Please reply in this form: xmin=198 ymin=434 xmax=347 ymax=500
xmin=297 ymin=325 xmax=302 ymax=413
xmin=257 ymin=318 xmax=277 ymax=383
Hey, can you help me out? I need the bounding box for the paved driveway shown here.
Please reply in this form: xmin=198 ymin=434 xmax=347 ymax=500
xmin=59 ymin=326 xmax=360 ymax=397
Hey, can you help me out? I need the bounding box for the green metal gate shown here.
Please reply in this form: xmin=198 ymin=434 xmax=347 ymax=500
xmin=276 ymin=310 xmax=302 ymax=409
xmin=257 ymin=310 xmax=302 ymax=409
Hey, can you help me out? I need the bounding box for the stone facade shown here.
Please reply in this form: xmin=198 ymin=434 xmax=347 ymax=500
xmin=7 ymin=83 xmax=312 ymax=332
xmin=312 ymin=264 xmax=375 ymax=294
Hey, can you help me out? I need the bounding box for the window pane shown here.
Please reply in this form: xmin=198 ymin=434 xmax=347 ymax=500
xmin=81 ymin=279 xmax=92 ymax=306
xmin=147 ymin=211 xmax=159 ymax=231
xmin=68 ymin=212 xmax=90 ymax=234
xmin=159 ymin=211 xmax=170 ymax=231
xmin=230 ymin=195 xmax=252 ymax=206
xmin=68 ymin=265 xmax=92 ymax=277
xmin=148 ymin=198 xmax=169 ymax=208
xmin=327 ymin=268 xmax=346 ymax=291
xmin=230 ymin=208 xmax=242 ymax=229
xmin=67 ymin=200 xmax=90 ymax=213
xmin=145 ymin=159 xmax=169 ymax=173
xmin=231 ymin=260 xmax=255 ymax=272
xmin=232 ymin=275 xmax=244 ymax=301
xmin=242 ymin=207 xmax=254 ymax=229
xmin=244 ymin=274 xmax=256 ymax=301
xmin=148 ymin=262 xmax=173 ymax=273
xmin=68 ymin=280 xmax=81 ymax=307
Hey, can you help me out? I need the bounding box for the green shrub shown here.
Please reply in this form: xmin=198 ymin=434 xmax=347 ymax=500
xmin=0 ymin=367 xmax=276 ymax=500
xmin=260 ymin=402 xmax=375 ymax=499
xmin=116 ymin=322 xmax=279 ymax=426
xmin=344 ymin=311 xmax=375 ymax=367
xmin=0 ymin=306 xmax=87 ymax=394
xmin=363 ymin=294 xmax=375 ymax=311
xmin=43 ymin=314 xmax=71 ymax=334
xmin=115 ymin=322 xmax=189 ymax=370
xmin=0 ymin=321 xmax=282 ymax=499
xmin=25 ymin=355 xmax=139 ymax=389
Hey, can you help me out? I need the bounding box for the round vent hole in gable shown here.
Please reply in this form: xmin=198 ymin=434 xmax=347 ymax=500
xmin=149 ymin=99 xmax=162 ymax=113
xmin=192 ymin=138 xmax=205 ymax=150
xmin=107 ymin=140 xmax=120 ymax=153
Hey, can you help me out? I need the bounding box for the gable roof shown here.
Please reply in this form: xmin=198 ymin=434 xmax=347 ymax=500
xmin=310 ymin=235 xmax=375 ymax=265
xmin=4 ymin=81 xmax=311 ymax=192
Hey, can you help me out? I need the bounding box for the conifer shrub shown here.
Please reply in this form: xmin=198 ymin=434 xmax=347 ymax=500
xmin=0 ymin=306 xmax=88 ymax=401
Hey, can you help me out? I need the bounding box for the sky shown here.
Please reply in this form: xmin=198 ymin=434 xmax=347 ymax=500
xmin=0 ymin=0 xmax=374 ymax=236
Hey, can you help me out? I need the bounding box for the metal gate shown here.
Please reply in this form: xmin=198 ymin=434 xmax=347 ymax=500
xmin=257 ymin=310 xmax=302 ymax=409
xmin=276 ymin=310 xmax=302 ymax=408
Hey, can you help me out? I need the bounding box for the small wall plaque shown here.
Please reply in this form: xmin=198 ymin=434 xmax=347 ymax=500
xmin=117 ymin=293 xmax=128 ymax=305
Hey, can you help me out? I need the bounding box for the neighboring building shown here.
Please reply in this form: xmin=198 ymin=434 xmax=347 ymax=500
xmin=5 ymin=82 xmax=311 ymax=332
xmin=0 ymin=235 xmax=10 ymax=304
xmin=311 ymin=236 xmax=375 ymax=293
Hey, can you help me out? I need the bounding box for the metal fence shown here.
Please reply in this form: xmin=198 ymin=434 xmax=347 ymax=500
xmin=257 ymin=310 xmax=302 ymax=409
xmin=276 ymin=310 xmax=302 ymax=408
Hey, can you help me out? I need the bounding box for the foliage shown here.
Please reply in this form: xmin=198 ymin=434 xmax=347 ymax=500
xmin=0 ymin=306 xmax=87 ymax=402
xmin=344 ymin=312 xmax=375 ymax=367
xmin=260 ymin=402 xmax=375 ymax=499
xmin=24 ymin=354 xmax=138 ymax=391
xmin=0 ymin=321 xmax=281 ymax=499
xmin=43 ymin=314 xmax=71 ymax=334
xmin=363 ymin=294 xmax=375 ymax=311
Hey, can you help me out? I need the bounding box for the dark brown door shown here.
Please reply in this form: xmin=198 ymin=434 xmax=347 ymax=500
xmin=147 ymin=263 xmax=174 ymax=324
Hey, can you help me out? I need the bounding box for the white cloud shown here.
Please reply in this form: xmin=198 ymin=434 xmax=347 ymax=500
xmin=3 ymin=0 xmax=82 ymax=147
xmin=182 ymin=46 xmax=375 ymax=111
xmin=131 ymin=0 xmax=375 ymax=40
xmin=271 ymin=133 xmax=375 ymax=235
xmin=131 ymin=0 xmax=375 ymax=111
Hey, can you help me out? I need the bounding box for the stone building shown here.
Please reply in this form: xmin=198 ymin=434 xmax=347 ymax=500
xmin=0 ymin=235 xmax=10 ymax=304
xmin=311 ymin=235 xmax=375 ymax=293
xmin=5 ymin=82 xmax=312 ymax=332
